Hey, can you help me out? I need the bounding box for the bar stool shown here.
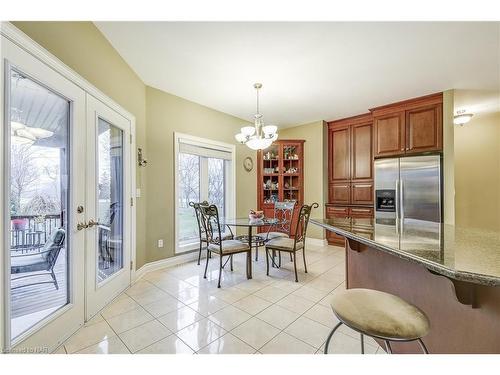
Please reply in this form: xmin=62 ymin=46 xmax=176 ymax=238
xmin=324 ymin=288 xmax=430 ymax=354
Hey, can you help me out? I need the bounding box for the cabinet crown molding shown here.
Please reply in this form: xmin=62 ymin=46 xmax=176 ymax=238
xmin=369 ymin=92 xmax=443 ymax=116
xmin=327 ymin=113 xmax=372 ymax=128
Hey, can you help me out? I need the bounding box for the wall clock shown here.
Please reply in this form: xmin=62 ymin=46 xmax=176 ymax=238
xmin=243 ymin=156 xmax=253 ymax=172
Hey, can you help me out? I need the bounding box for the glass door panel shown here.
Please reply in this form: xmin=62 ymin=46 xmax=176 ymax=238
xmin=208 ymin=158 xmax=225 ymax=217
xmin=85 ymin=95 xmax=131 ymax=319
xmin=8 ymin=68 xmax=70 ymax=340
xmin=97 ymin=118 xmax=124 ymax=283
xmin=178 ymin=153 xmax=201 ymax=246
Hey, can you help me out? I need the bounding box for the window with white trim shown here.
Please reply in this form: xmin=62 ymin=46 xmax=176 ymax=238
xmin=175 ymin=133 xmax=235 ymax=253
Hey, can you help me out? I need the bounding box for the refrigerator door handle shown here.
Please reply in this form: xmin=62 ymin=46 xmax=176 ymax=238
xmin=395 ymin=179 xmax=399 ymax=235
xmin=400 ymin=178 xmax=404 ymax=232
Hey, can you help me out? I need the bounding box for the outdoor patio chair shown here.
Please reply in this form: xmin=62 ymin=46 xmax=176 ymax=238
xmin=10 ymin=228 xmax=65 ymax=290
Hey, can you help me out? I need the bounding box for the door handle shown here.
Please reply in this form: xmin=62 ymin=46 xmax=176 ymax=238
xmin=87 ymin=219 xmax=100 ymax=228
xmin=77 ymin=222 xmax=89 ymax=230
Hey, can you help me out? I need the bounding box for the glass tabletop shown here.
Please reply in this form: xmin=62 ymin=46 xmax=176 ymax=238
xmin=220 ymin=217 xmax=282 ymax=227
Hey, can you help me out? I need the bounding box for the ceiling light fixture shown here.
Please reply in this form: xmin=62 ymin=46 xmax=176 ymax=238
xmin=10 ymin=121 xmax=54 ymax=145
xmin=454 ymin=110 xmax=473 ymax=126
xmin=235 ymin=83 xmax=278 ymax=150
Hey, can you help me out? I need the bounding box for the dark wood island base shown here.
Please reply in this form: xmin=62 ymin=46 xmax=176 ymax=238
xmin=345 ymin=238 xmax=500 ymax=354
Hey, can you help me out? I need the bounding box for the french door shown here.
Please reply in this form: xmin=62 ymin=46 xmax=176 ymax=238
xmin=2 ymin=35 xmax=86 ymax=352
xmin=1 ymin=33 xmax=133 ymax=352
xmin=85 ymin=95 xmax=131 ymax=319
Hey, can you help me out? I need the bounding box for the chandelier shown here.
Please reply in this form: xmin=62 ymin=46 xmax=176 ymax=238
xmin=235 ymin=83 xmax=278 ymax=150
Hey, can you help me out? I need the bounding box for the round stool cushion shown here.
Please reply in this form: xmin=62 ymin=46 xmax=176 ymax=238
xmin=331 ymin=288 xmax=430 ymax=340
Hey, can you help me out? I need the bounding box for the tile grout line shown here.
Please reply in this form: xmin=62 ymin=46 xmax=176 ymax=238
xmin=60 ymin=246 xmax=345 ymax=354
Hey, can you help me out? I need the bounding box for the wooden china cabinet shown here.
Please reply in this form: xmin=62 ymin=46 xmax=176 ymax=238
xmin=257 ymin=140 xmax=305 ymax=236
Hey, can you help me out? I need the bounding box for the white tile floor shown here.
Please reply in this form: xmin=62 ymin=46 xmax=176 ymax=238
xmin=56 ymin=243 xmax=386 ymax=354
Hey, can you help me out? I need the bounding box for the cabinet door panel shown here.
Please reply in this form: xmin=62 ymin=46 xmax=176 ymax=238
xmin=326 ymin=206 xmax=349 ymax=217
xmin=329 ymin=125 xmax=350 ymax=182
xmin=329 ymin=183 xmax=350 ymax=205
xmin=325 ymin=205 xmax=348 ymax=246
xmin=349 ymin=207 xmax=374 ymax=217
xmin=406 ymin=104 xmax=442 ymax=153
xmin=351 ymin=122 xmax=373 ymax=180
xmin=351 ymin=182 xmax=374 ymax=205
xmin=373 ymin=112 xmax=405 ymax=157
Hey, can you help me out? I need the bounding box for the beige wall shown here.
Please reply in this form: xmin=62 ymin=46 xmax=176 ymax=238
xmin=145 ymin=87 xmax=256 ymax=262
xmin=12 ymin=22 xmax=257 ymax=266
xmin=455 ymin=111 xmax=500 ymax=231
xmin=442 ymin=90 xmax=455 ymax=225
xmin=13 ymin=21 xmax=149 ymax=267
xmin=279 ymin=121 xmax=328 ymax=240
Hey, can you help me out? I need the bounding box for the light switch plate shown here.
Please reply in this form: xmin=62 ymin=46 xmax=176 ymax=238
xmin=136 ymin=188 xmax=141 ymax=197
xmin=158 ymin=239 xmax=164 ymax=248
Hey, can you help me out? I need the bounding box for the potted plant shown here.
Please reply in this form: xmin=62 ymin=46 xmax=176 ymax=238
xmin=12 ymin=218 xmax=28 ymax=231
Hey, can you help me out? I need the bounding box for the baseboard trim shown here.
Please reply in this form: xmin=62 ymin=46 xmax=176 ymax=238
xmin=134 ymin=251 xmax=201 ymax=282
xmin=306 ymin=237 xmax=328 ymax=247
xmin=134 ymin=238 xmax=327 ymax=282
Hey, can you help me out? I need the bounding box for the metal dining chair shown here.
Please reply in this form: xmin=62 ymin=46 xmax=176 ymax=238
xmin=265 ymin=201 xmax=296 ymax=264
xmin=189 ymin=201 xmax=234 ymax=265
xmin=199 ymin=205 xmax=251 ymax=288
xmin=265 ymin=203 xmax=318 ymax=282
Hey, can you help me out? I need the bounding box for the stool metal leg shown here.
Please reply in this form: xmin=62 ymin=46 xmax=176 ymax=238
xmin=324 ymin=322 xmax=343 ymax=354
xmin=360 ymin=333 xmax=365 ymax=354
xmin=384 ymin=340 xmax=392 ymax=354
xmin=417 ymin=338 xmax=429 ymax=354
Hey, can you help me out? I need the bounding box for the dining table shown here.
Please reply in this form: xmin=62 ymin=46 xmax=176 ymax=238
xmin=219 ymin=217 xmax=282 ymax=279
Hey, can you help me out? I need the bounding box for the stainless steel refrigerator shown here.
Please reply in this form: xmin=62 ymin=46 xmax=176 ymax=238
xmin=374 ymin=155 xmax=442 ymax=251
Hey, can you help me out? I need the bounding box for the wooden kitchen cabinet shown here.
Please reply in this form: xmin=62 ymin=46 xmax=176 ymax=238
xmin=329 ymin=124 xmax=350 ymax=182
xmin=351 ymin=181 xmax=374 ymax=205
xmin=371 ymin=93 xmax=443 ymax=158
xmin=327 ymin=114 xmax=373 ymax=205
xmin=373 ymin=111 xmax=405 ymax=157
xmin=324 ymin=92 xmax=443 ymax=246
xmin=326 ymin=114 xmax=374 ymax=246
xmin=329 ymin=182 xmax=350 ymax=205
xmin=406 ymin=104 xmax=442 ymax=154
xmin=325 ymin=205 xmax=349 ymax=246
xmin=351 ymin=121 xmax=373 ymax=180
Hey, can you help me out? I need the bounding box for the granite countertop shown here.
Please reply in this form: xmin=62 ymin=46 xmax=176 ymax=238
xmin=311 ymin=217 xmax=500 ymax=287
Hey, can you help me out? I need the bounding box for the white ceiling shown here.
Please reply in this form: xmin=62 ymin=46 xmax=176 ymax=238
xmin=95 ymin=22 xmax=500 ymax=127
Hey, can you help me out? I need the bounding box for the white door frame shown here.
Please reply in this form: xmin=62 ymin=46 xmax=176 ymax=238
xmin=0 ymin=22 xmax=137 ymax=352
xmin=1 ymin=35 xmax=87 ymax=352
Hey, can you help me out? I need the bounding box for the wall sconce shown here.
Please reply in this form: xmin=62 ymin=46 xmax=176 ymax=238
xmin=138 ymin=148 xmax=148 ymax=167
xmin=454 ymin=110 xmax=473 ymax=126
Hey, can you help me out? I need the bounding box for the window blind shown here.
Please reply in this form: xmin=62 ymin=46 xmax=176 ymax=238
xmin=178 ymin=139 xmax=232 ymax=160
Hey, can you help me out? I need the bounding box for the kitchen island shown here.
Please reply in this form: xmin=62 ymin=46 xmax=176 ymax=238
xmin=311 ymin=217 xmax=500 ymax=353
